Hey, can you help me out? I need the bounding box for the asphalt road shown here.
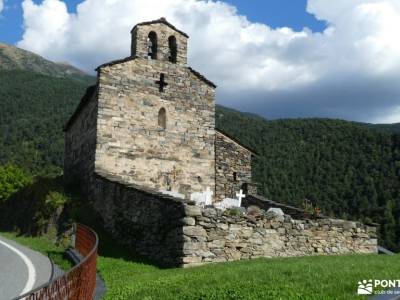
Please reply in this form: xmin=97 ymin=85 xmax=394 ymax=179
xmin=0 ymin=235 xmax=52 ymax=300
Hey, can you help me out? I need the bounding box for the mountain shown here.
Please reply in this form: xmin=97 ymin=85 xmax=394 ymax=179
xmin=0 ymin=43 xmax=94 ymax=175
xmin=0 ymin=44 xmax=399 ymax=251
xmin=0 ymin=42 xmax=93 ymax=84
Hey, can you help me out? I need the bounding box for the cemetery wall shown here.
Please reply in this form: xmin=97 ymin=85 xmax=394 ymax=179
xmin=92 ymin=174 xmax=378 ymax=268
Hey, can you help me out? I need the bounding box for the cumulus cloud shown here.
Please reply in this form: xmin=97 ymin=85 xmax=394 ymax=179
xmin=17 ymin=0 xmax=400 ymax=123
xmin=0 ymin=0 xmax=4 ymax=13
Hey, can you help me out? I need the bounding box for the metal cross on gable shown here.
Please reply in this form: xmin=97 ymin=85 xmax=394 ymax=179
xmin=155 ymin=73 xmax=168 ymax=92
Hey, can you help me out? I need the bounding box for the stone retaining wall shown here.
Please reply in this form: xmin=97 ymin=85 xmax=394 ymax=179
xmin=183 ymin=207 xmax=377 ymax=265
xmin=92 ymin=174 xmax=378 ymax=267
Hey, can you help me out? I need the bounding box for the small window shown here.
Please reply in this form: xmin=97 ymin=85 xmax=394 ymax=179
xmin=158 ymin=107 xmax=167 ymax=129
xmin=233 ymin=172 xmax=238 ymax=182
xmin=168 ymin=36 xmax=177 ymax=63
xmin=148 ymin=31 xmax=157 ymax=59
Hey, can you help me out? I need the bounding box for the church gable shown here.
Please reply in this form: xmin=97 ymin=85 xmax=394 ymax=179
xmin=92 ymin=20 xmax=216 ymax=198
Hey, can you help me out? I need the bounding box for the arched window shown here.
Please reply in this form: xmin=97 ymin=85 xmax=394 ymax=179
xmin=158 ymin=107 xmax=167 ymax=129
xmin=147 ymin=31 xmax=157 ymax=59
xmin=168 ymin=36 xmax=177 ymax=63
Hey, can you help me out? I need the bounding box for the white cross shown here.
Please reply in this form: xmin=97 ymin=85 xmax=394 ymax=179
xmin=203 ymin=187 xmax=213 ymax=205
xmin=236 ymin=189 xmax=246 ymax=207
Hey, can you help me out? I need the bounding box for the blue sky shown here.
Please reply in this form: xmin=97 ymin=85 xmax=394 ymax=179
xmin=1 ymin=0 xmax=400 ymax=123
xmin=0 ymin=0 xmax=326 ymax=45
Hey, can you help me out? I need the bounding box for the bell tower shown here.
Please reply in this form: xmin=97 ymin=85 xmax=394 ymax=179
xmin=130 ymin=17 xmax=188 ymax=66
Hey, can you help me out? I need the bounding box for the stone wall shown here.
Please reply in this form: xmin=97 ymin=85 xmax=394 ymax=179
xmin=92 ymin=174 xmax=378 ymax=268
xmin=64 ymin=85 xmax=98 ymax=194
xmin=92 ymin=173 xmax=188 ymax=266
xmin=183 ymin=207 xmax=377 ymax=265
xmin=95 ymin=56 xmax=216 ymax=198
xmin=215 ymin=130 xmax=253 ymax=201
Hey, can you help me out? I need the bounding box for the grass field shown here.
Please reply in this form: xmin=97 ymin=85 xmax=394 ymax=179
xmin=2 ymin=228 xmax=399 ymax=300
xmin=98 ymin=253 xmax=400 ymax=300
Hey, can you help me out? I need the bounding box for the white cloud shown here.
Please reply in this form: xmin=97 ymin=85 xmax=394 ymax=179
xmin=17 ymin=0 xmax=400 ymax=123
xmin=0 ymin=0 xmax=4 ymax=13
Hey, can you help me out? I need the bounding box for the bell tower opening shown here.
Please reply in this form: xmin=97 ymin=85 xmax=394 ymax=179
xmin=168 ymin=36 xmax=177 ymax=63
xmin=148 ymin=31 xmax=158 ymax=59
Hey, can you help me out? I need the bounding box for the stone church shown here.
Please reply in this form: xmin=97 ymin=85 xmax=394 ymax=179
xmin=63 ymin=19 xmax=377 ymax=267
xmin=64 ymin=17 xmax=255 ymax=202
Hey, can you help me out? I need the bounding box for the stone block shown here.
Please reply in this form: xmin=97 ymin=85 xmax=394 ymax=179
xmin=184 ymin=205 xmax=202 ymax=217
xmin=208 ymin=239 xmax=226 ymax=248
xmin=183 ymin=226 xmax=207 ymax=237
xmin=180 ymin=217 xmax=195 ymax=226
xmin=182 ymin=256 xmax=203 ymax=264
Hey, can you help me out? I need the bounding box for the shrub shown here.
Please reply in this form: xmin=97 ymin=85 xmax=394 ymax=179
xmin=0 ymin=164 xmax=32 ymax=202
xmin=227 ymin=208 xmax=243 ymax=216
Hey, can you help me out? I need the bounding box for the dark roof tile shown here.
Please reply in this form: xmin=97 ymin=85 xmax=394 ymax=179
xmin=64 ymin=85 xmax=97 ymax=131
xmin=131 ymin=17 xmax=189 ymax=38
xmin=188 ymin=67 xmax=217 ymax=88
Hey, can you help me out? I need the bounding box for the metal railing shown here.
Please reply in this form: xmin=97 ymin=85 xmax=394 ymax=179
xmin=16 ymin=223 xmax=98 ymax=300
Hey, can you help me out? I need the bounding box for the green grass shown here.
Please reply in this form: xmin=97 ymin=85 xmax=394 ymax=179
xmin=84 ymin=215 xmax=400 ymax=300
xmin=3 ymin=226 xmax=400 ymax=300
xmin=0 ymin=232 xmax=72 ymax=271
xmin=98 ymin=253 xmax=400 ymax=300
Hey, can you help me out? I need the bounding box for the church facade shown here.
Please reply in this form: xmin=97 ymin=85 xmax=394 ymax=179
xmin=64 ymin=18 xmax=254 ymax=202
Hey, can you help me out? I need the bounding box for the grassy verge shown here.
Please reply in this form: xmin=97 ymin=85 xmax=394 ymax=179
xmin=98 ymin=253 xmax=400 ymax=300
xmin=3 ymin=225 xmax=400 ymax=300
xmin=0 ymin=232 xmax=72 ymax=271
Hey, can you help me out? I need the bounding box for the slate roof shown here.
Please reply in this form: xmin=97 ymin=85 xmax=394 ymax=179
xmin=131 ymin=17 xmax=189 ymax=38
xmin=64 ymin=85 xmax=97 ymax=131
xmin=95 ymin=57 xmax=216 ymax=89
xmin=188 ymin=67 xmax=217 ymax=88
xmin=95 ymin=56 xmax=136 ymax=71
xmin=216 ymin=129 xmax=258 ymax=156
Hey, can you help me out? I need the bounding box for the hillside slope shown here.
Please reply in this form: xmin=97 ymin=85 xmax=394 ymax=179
xmin=0 ymin=70 xmax=89 ymax=175
xmin=0 ymin=42 xmax=92 ymax=83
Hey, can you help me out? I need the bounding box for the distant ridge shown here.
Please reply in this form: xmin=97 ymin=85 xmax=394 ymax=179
xmin=0 ymin=42 xmax=94 ymax=83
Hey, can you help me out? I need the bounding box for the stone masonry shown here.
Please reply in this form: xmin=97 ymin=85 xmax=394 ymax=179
xmin=65 ymin=18 xmax=224 ymax=199
xmin=93 ymin=174 xmax=377 ymax=267
xmin=215 ymin=130 xmax=254 ymax=201
xmin=64 ymin=85 xmax=98 ymax=193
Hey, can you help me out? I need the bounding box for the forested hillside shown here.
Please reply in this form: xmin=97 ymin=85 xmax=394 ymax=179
xmin=0 ymin=43 xmax=399 ymax=250
xmin=0 ymin=70 xmax=90 ymax=175
xmin=216 ymin=106 xmax=400 ymax=250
